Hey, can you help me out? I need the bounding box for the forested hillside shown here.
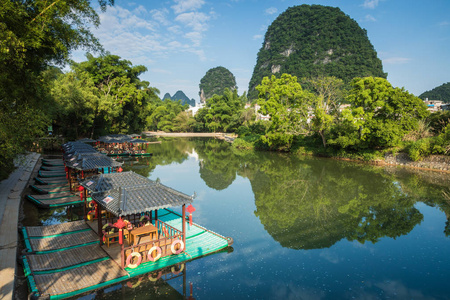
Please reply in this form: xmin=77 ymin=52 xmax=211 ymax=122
xmin=419 ymin=82 xmax=450 ymax=103
xmin=199 ymin=67 xmax=237 ymax=102
xmin=163 ymin=91 xmax=195 ymax=106
xmin=248 ymin=4 xmax=386 ymax=99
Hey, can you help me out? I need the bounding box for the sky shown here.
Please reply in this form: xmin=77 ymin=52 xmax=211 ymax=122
xmin=71 ymin=0 xmax=450 ymax=102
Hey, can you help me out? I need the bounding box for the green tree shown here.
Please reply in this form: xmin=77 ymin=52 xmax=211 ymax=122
xmin=330 ymin=77 xmax=429 ymax=150
xmin=308 ymin=76 xmax=345 ymax=148
xmin=256 ymin=74 xmax=312 ymax=150
xmin=196 ymin=88 xmax=245 ymax=133
xmin=69 ymin=53 xmax=154 ymax=136
xmin=0 ymin=0 xmax=113 ymax=175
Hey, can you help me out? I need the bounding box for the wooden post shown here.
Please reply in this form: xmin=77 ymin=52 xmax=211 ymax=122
xmin=83 ymin=189 xmax=87 ymax=221
xmin=121 ymin=231 xmax=125 ymax=269
xmin=97 ymin=203 xmax=103 ymax=245
xmin=182 ymin=204 xmax=186 ymax=248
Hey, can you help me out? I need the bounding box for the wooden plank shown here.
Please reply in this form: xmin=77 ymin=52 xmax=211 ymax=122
xmin=29 ymin=230 xmax=98 ymax=252
xmin=26 ymin=244 xmax=108 ymax=272
xmin=26 ymin=220 xmax=88 ymax=237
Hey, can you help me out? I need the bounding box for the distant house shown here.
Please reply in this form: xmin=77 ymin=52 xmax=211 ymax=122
xmin=423 ymin=98 xmax=444 ymax=112
xmin=441 ymin=103 xmax=450 ymax=111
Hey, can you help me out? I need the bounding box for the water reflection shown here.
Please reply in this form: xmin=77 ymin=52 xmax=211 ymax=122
xmin=145 ymin=138 xmax=450 ymax=250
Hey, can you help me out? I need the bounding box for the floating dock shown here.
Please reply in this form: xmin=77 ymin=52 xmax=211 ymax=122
xmin=22 ymin=210 xmax=231 ymax=299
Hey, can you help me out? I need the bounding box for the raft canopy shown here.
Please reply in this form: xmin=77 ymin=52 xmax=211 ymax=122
xmin=64 ymin=152 xmax=122 ymax=171
xmin=79 ymin=171 xmax=193 ymax=217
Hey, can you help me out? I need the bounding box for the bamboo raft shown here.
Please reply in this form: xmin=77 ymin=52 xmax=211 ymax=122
xmin=35 ymin=177 xmax=68 ymax=185
xmin=42 ymin=159 xmax=65 ymax=167
xmin=30 ymin=184 xmax=70 ymax=194
xmin=22 ymin=210 xmax=231 ymax=299
xmin=26 ymin=194 xmax=84 ymax=208
xmin=38 ymin=170 xmax=67 ymax=178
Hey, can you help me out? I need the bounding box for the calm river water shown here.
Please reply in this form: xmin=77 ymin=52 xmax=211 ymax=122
xmin=23 ymin=138 xmax=450 ymax=299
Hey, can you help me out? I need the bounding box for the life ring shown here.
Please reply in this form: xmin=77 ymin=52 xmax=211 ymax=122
xmin=171 ymin=263 xmax=185 ymax=275
xmin=118 ymin=150 xmax=122 ymax=154
xmin=102 ymin=223 xmax=113 ymax=231
xmin=141 ymin=150 xmax=145 ymax=154
xmin=148 ymin=271 xmax=162 ymax=282
xmin=126 ymin=252 xmax=142 ymax=268
xmin=139 ymin=215 xmax=150 ymax=226
xmin=147 ymin=246 xmax=162 ymax=262
xmin=126 ymin=277 xmax=143 ymax=288
xmin=88 ymin=201 xmax=95 ymax=208
xmin=171 ymin=239 xmax=184 ymax=254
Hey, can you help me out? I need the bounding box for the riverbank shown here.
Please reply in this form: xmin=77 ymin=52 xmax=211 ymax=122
xmin=144 ymin=132 xmax=449 ymax=173
xmin=0 ymin=152 xmax=40 ymax=300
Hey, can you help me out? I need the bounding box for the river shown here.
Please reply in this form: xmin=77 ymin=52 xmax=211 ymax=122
xmin=22 ymin=137 xmax=450 ymax=299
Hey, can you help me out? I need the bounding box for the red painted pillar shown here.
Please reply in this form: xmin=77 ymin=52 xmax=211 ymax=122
xmin=182 ymin=204 xmax=186 ymax=248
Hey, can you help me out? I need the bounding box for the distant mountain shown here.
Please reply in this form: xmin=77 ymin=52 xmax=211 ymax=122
xmin=419 ymin=82 xmax=450 ymax=103
xmin=162 ymin=90 xmax=195 ymax=106
xmin=199 ymin=66 xmax=237 ymax=103
xmin=248 ymin=4 xmax=386 ymax=99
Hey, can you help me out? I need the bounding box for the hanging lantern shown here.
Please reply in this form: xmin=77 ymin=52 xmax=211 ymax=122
xmin=78 ymin=186 xmax=84 ymax=200
xmin=113 ymin=217 xmax=127 ymax=245
xmin=118 ymin=167 xmax=123 ymax=173
xmin=187 ymin=204 xmax=196 ymax=226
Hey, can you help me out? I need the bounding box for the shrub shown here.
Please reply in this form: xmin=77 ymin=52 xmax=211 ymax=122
xmin=408 ymin=139 xmax=431 ymax=161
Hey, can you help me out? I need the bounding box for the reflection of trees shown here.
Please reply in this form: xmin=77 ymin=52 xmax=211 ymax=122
xmin=195 ymin=139 xmax=239 ymax=190
xmin=385 ymin=167 xmax=450 ymax=237
xmin=122 ymin=138 xmax=193 ymax=177
xmin=241 ymin=154 xmax=424 ymax=249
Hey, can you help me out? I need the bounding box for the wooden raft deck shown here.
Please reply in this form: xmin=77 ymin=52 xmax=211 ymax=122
xmin=26 ymin=195 xmax=83 ymax=208
xmin=35 ymin=177 xmax=68 ymax=185
xmin=25 ymin=220 xmax=89 ymax=237
xmin=22 ymin=211 xmax=231 ymax=299
xmin=25 ymin=230 xmax=98 ymax=253
xmin=25 ymin=244 xmax=108 ymax=272
xmin=30 ymin=259 xmax=128 ymax=298
xmin=30 ymin=184 xmax=70 ymax=194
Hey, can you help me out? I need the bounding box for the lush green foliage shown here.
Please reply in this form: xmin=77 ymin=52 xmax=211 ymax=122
xmin=419 ymin=82 xmax=450 ymax=103
xmin=195 ymin=88 xmax=246 ymax=132
xmin=248 ymin=4 xmax=386 ymax=99
xmin=50 ymin=54 xmax=159 ymax=138
xmin=0 ymin=0 xmax=113 ymax=174
xmin=199 ymin=66 xmax=237 ymax=101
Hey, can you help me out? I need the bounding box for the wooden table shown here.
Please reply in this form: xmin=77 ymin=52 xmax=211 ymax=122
xmin=130 ymin=225 xmax=158 ymax=245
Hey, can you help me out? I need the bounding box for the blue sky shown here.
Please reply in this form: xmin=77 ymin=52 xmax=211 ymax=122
xmin=72 ymin=0 xmax=450 ymax=102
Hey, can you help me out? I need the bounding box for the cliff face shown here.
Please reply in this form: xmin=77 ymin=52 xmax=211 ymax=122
xmin=199 ymin=66 xmax=237 ymax=102
xmin=248 ymin=4 xmax=386 ymax=99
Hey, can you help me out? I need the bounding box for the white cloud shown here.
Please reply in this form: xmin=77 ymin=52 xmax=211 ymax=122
xmin=172 ymin=0 xmax=205 ymax=14
xmin=363 ymin=14 xmax=377 ymax=22
xmin=265 ymin=7 xmax=278 ymax=15
xmin=175 ymin=12 xmax=210 ymax=32
xmin=184 ymin=31 xmax=203 ymax=46
xmin=362 ymin=0 xmax=379 ymax=9
xmin=253 ymin=34 xmax=263 ymax=40
xmin=383 ymin=57 xmax=412 ymax=64
xmin=439 ymin=21 xmax=449 ymax=26
xmin=151 ymin=8 xmax=170 ymax=26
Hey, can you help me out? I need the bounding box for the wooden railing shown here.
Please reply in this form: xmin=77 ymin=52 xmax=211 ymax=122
xmin=121 ymin=219 xmax=183 ymax=269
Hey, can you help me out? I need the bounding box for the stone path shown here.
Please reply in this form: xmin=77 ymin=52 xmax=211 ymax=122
xmin=0 ymin=153 xmax=40 ymax=300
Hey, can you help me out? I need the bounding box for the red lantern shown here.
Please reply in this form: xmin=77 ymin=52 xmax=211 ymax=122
xmin=118 ymin=167 xmax=123 ymax=173
xmin=113 ymin=217 xmax=127 ymax=244
xmin=187 ymin=204 xmax=195 ymax=226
